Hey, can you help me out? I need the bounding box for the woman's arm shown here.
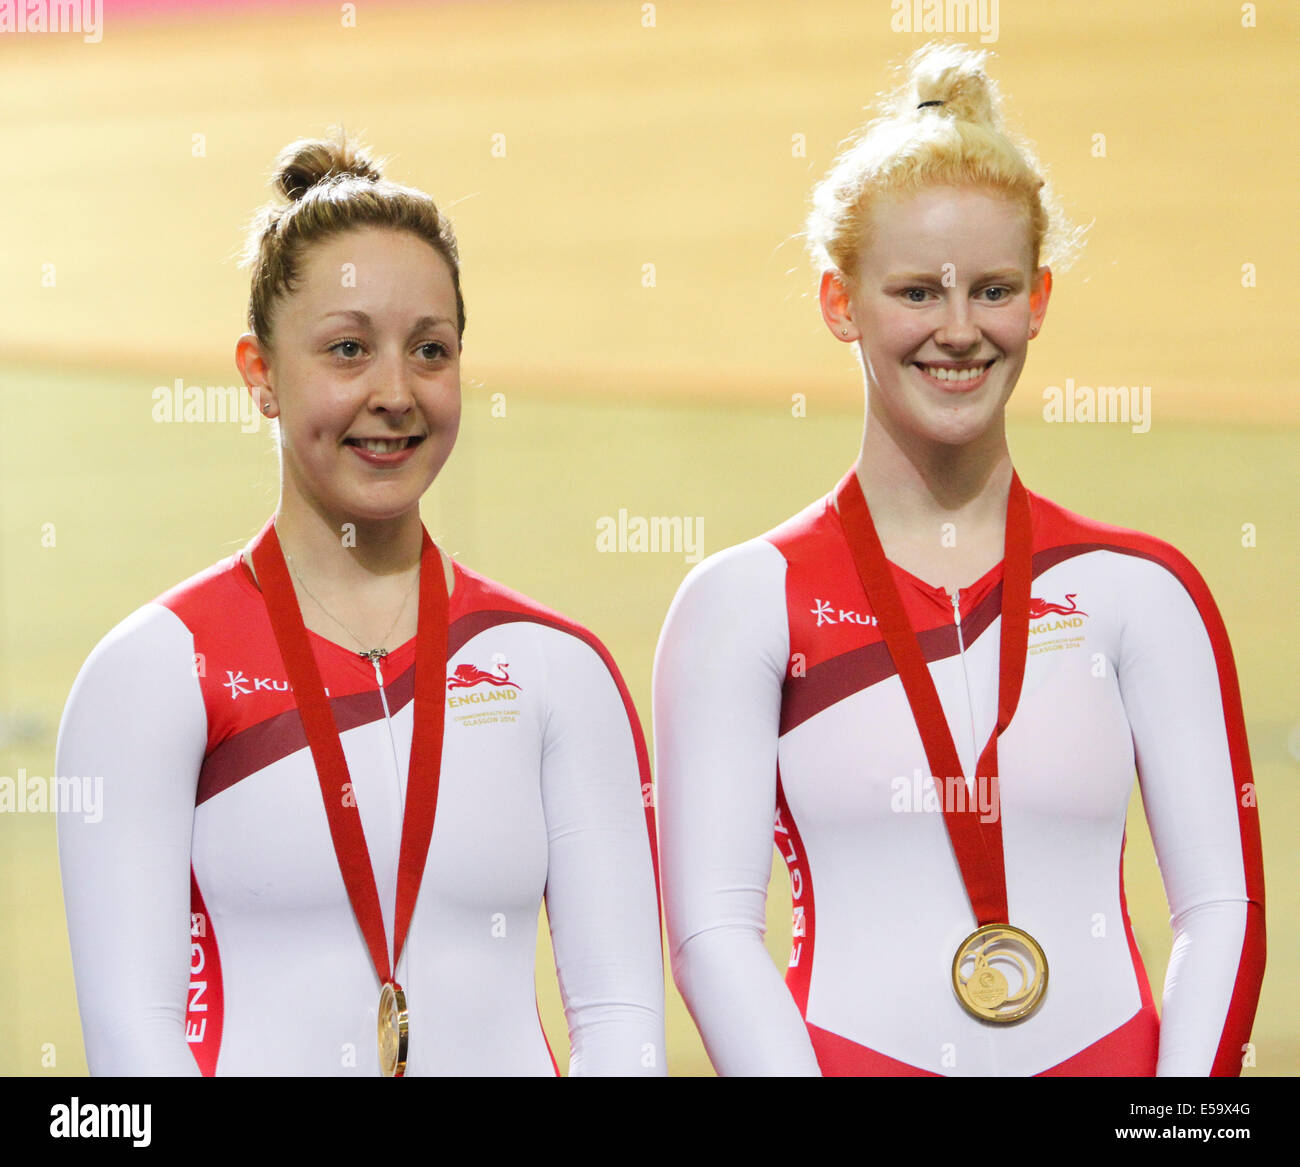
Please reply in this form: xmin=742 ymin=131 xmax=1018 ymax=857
xmin=653 ymin=541 xmax=822 ymax=1076
xmin=1116 ymin=550 xmax=1265 ymax=1077
xmin=55 ymin=604 xmax=208 ymax=1076
xmin=538 ymin=626 xmax=666 ymax=1076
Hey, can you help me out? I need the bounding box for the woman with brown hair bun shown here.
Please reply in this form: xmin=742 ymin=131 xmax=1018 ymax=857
xmin=56 ymin=132 xmax=665 ymax=1077
xmin=654 ymin=43 xmax=1264 ymax=1077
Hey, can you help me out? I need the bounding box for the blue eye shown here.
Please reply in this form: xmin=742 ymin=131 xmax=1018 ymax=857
xmin=982 ymin=286 xmax=1011 ymax=302
xmin=904 ymin=288 xmax=930 ymax=303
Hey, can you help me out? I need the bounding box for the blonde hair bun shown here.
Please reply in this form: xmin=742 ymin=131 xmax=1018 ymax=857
xmin=805 ymin=41 xmax=1084 ymax=281
xmin=906 ymin=41 xmax=998 ymax=126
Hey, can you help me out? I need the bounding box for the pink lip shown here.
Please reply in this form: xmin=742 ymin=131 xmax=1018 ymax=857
xmin=346 ymin=438 xmax=421 ymax=467
xmin=912 ymin=360 xmax=995 ymax=393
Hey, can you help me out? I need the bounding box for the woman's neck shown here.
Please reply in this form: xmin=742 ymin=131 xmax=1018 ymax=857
xmin=854 ymin=410 xmax=1014 ymax=592
xmin=238 ymin=492 xmax=432 ymax=655
xmin=272 ymin=491 xmax=424 ymax=584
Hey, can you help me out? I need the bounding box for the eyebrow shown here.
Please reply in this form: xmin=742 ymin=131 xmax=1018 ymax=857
xmin=318 ymin=310 xmax=456 ymax=331
xmin=887 ymin=268 xmax=1026 ymax=282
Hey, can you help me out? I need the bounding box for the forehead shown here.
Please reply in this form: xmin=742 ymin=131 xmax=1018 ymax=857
xmin=859 ymin=186 xmax=1033 ymax=274
xmin=292 ymin=227 xmax=456 ymax=309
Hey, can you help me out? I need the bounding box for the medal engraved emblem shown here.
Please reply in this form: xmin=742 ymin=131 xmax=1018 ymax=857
xmin=378 ymin=981 xmax=409 ymax=1077
xmin=952 ymin=924 xmax=1047 ymax=1023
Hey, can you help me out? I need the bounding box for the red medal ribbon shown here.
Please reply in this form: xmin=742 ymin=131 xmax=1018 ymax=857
xmin=250 ymin=519 xmax=448 ymax=985
xmin=834 ymin=466 xmax=1032 ymax=926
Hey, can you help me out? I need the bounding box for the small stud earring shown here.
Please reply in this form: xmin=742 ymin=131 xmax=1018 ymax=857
xmin=841 ymin=327 xmax=849 ymax=337
xmin=262 ymin=403 xmax=272 ymax=415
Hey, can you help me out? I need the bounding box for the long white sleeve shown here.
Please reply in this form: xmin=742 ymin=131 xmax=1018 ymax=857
xmin=1116 ymin=554 xmax=1264 ymax=1076
xmin=55 ymin=604 xmax=208 ymax=1076
xmin=539 ymin=627 xmax=666 ymax=1076
xmin=654 ymin=541 xmax=822 ymax=1076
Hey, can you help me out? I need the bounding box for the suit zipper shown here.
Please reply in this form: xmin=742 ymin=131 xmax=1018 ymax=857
xmin=950 ymin=588 xmax=980 ymax=789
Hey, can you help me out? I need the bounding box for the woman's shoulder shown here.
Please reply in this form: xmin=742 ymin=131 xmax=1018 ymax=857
xmin=76 ymin=549 xmax=248 ymax=663
xmin=669 ymin=488 xmax=838 ymax=599
xmin=67 ymin=547 xmax=266 ymax=704
xmin=1026 ymin=488 xmax=1216 ymax=602
xmin=150 ymin=546 xmax=260 ymax=628
xmin=447 ymin=558 xmax=624 ymax=672
xmin=665 ymin=537 xmax=791 ymax=617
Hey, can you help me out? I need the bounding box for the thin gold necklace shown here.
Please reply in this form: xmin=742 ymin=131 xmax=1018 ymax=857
xmin=285 ymin=552 xmax=420 ymax=664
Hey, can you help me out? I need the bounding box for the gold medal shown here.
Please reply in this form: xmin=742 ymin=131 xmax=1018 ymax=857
xmin=378 ymin=981 xmax=409 ymax=1077
xmin=951 ymin=923 xmax=1048 ymax=1023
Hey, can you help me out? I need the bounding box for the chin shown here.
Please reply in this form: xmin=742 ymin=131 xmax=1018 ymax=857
xmin=917 ymin=410 xmax=1001 ymax=449
xmin=333 ymin=494 xmax=426 ymax=526
xmin=336 ymin=466 xmax=446 ymax=524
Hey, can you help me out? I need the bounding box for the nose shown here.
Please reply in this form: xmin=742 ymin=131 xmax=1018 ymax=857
xmin=933 ymin=295 xmax=980 ymax=352
xmin=367 ymin=351 xmax=417 ymax=417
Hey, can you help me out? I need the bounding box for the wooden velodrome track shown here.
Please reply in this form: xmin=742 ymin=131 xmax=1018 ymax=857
xmin=0 ymin=0 xmax=1295 ymax=1077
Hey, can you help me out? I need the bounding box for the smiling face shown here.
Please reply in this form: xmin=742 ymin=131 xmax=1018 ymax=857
xmin=249 ymin=227 xmax=462 ymax=528
xmin=826 ymin=185 xmax=1050 ymax=453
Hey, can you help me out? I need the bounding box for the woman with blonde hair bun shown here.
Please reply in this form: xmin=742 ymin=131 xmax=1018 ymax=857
xmin=654 ymin=43 xmax=1263 ymax=1077
xmin=56 ymin=131 xmax=665 ymax=1076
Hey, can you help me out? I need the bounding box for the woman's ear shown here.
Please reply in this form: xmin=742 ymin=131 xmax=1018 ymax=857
xmin=1028 ymin=267 xmax=1052 ymax=338
xmin=819 ymin=270 xmax=860 ymax=343
xmin=236 ymin=333 xmax=275 ymax=417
